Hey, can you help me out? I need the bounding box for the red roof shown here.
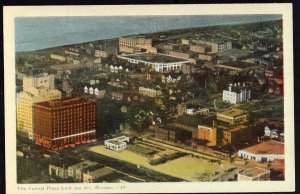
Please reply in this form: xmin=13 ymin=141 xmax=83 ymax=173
xmin=242 ymin=140 xmax=284 ymax=155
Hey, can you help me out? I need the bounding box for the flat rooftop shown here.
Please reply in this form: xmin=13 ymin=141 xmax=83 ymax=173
xmin=217 ymin=108 xmax=247 ymax=118
xmin=218 ymin=61 xmax=261 ymax=68
xmin=69 ymin=160 xmax=96 ymax=170
xmin=120 ymin=53 xmax=190 ymax=63
xmin=89 ymin=167 xmax=114 ymax=178
xmin=218 ymin=124 xmax=248 ymax=132
xmin=34 ymin=97 xmax=95 ymax=108
xmin=239 ymin=167 xmax=269 ymax=177
xmin=242 ymin=140 xmax=284 ymax=155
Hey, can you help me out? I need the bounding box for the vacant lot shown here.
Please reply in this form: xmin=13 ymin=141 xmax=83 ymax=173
xmin=88 ymin=145 xmax=235 ymax=181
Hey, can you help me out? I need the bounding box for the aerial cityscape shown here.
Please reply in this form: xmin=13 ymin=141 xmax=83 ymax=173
xmin=16 ymin=15 xmax=284 ymax=183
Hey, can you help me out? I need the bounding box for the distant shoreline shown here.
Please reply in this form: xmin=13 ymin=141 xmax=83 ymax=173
xmin=16 ymin=18 xmax=282 ymax=53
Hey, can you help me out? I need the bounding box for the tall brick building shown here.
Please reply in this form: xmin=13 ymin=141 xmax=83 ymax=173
xmin=33 ymin=97 xmax=97 ymax=150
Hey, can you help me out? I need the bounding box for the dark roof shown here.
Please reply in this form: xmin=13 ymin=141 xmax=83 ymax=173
xmin=121 ymin=53 xmax=190 ymax=63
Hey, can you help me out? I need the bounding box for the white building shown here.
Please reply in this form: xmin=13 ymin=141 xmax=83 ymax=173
xmin=110 ymin=65 xmax=114 ymax=72
xmin=84 ymin=86 xmax=88 ymax=93
xmin=270 ymin=130 xmax=279 ymax=139
xmin=186 ymin=108 xmax=197 ymax=115
xmin=94 ymin=88 xmax=99 ymax=96
xmin=264 ymin=126 xmax=280 ymax=139
xmin=238 ymin=140 xmax=284 ymax=162
xmin=186 ymin=108 xmax=209 ymax=116
xmin=223 ymin=83 xmax=251 ymax=104
xmin=104 ymin=136 xmax=130 ymax=151
xmin=264 ymin=126 xmax=271 ymax=137
xmin=118 ymin=53 xmax=191 ymax=73
xmin=89 ymin=87 xmax=94 ymax=94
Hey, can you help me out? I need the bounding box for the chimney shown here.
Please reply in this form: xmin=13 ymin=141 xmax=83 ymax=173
xmin=229 ymin=84 xmax=232 ymax=91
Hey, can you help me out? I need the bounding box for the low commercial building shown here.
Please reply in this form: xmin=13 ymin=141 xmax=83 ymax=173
xmin=238 ymin=167 xmax=270 ymax=181
xmin=83 ymin=167 xmax=115 ymax=183
xmin=216 ymin=108 xmax=248 ymax=126
xmin=223 ymin=83 xmax=251 ymax=104
xmin=186 ymin=108 xmax=210 ymax=116
xmin=49 ymin=157 xmax=81 ymax=179
xmin=68 ymin=160 xmax=98 ymax=182
xmin=33 ymin=97 xmax=97 ymax=150
xmin=238 ymin=140 xmax=284 ymax=162
xmin=104 ymin=136 xmax=130 ymax=151
xmin=221 ymin=125 xmax=251 ymax=146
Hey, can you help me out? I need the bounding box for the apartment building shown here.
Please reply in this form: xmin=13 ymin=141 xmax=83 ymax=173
xmin=33 ymin=97 xmax=96 ymax=150
xmin=17 ymin=73 xmax=61 ymax=139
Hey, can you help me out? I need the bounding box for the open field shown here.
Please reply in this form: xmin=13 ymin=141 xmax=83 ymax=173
xmin=88 ymin=145 xmax=236 ymax=181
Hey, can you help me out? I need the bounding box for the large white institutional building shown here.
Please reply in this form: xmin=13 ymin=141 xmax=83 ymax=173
xmin=223 ymin=83 xmax=251 ymax=104
xmin=118 ymin=53 xmax=191 ymax=73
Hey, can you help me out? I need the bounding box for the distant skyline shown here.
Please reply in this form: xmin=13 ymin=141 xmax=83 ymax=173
xmin=15 ymin=15 xmax=281 ymax=52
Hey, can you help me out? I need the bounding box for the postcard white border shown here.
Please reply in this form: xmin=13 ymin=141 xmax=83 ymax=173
xmin=4 ymin=4 xmax=294 ymax=193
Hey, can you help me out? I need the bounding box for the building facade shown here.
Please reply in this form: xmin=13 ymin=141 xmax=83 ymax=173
xmin=195 ymin=125 xmax=217 ymax=146
xmin=33 ymin=97 xmax=97 ymax=150
xmin=118 ymin=53 xmax=191 ymax=73
xmin=119 ymin=36 xmax=156 ymax=54
xmin=104 ymin=136 xmax=129 ymax=151
xmin=17 ymin=73 xmax=61 ymax=139
xmin=238 ymin=140 xmax=284 ymax=162
xmin=222 ymin=125 xmax=251 ymax=146
xmin=68 ymin=160 xmax=98 ymax=182
xmin=139 ymin=87 xmax=162 ymax=98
